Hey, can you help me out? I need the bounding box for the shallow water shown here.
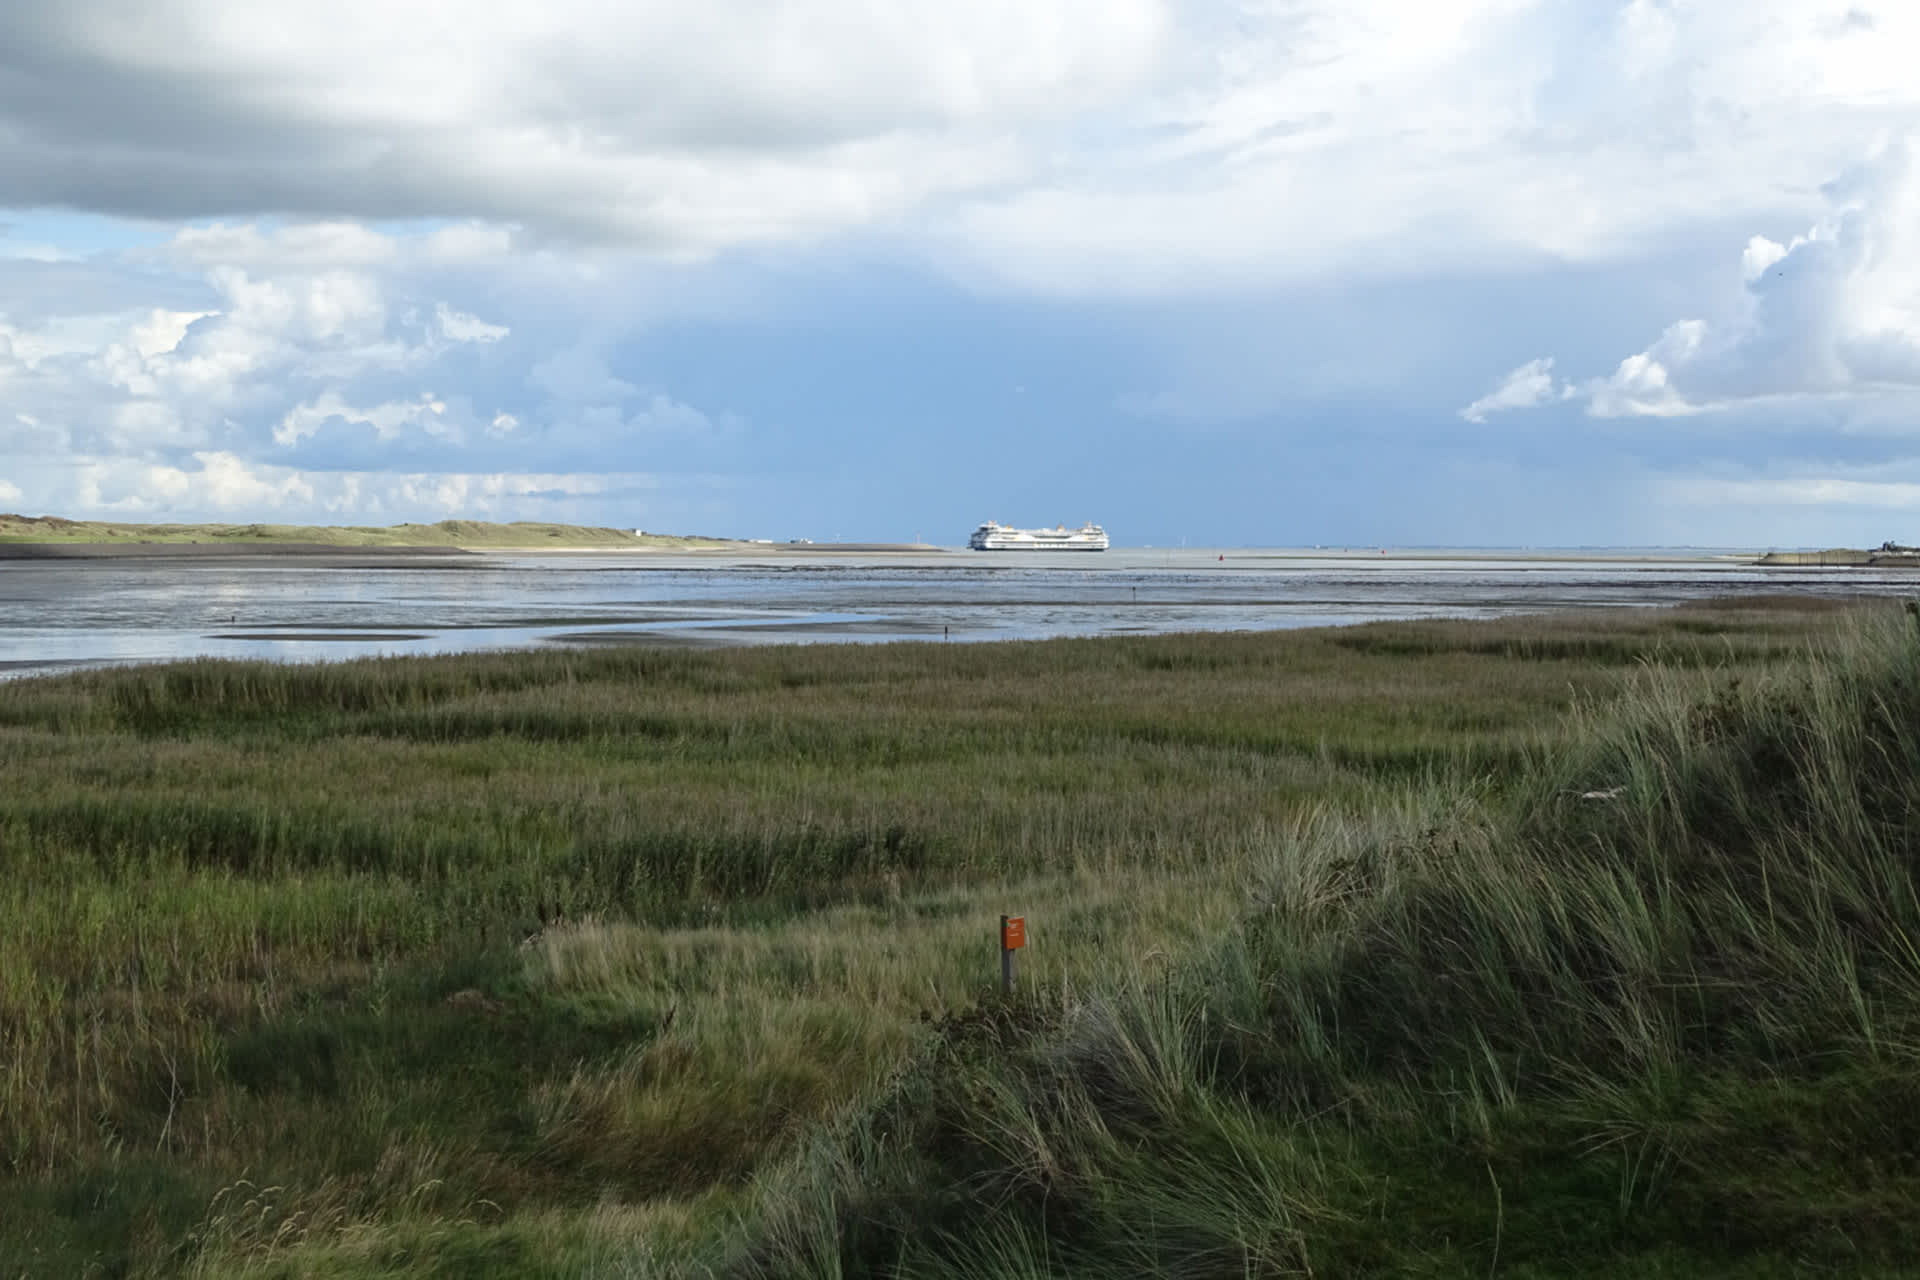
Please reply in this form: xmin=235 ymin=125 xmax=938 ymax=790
xmin=0 ymin=547 xmax=1914 ymax=680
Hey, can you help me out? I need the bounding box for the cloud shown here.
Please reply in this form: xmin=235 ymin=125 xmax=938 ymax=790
xmin=433 ymin=303 xmax=508 ymax=345
xmin=1649 ymin=461 xmax=1920 ymax=526
xmin=528 ymin=347 xmax=637 ymax=405
xmin=1585 ymin=320 xmax=1711 ymax=418
xmin=1741 ymin=235 xmax=1789 ymax=281
xmin=130 ymin=309 xmax=215 ymax=361
xmin=45 ymin=450 xmax=687 ymax=524
xmin=0 ymin=218 xmax=733 ymax=514
xmin=8 ymin=4 xmax=1920 ymax=540
xmin=939 ymin=0 xmax=1920 ymax=294
xmin=0 ymin=244 xmax=532 ymax=463
xmin=274 ymin=392 xmax=451 ymax=447
xmin=1604 ymin=457 xmax=1920 ymax=547
xmin=165 ymin=222 xmax=401 ymax=270
xmin=159 ymin=221 xmax=516 ymax=273
xmin=9 ymin=1 xmax=1914 ymax=287
xmin=1462 ymin=136 xmax=1920 ymax=421
xmin=0 ymin=1 xmax=1164 ymax=255
xmin=1678 ymin=473 xmax=1920 ymax=510
xmin=0 ymin=239 xmax=73 ymax=263
xmin=1459 ymin=357 xmax=1569 ymax=422
xmin=64 ymin=451 xmax=316 ymax=514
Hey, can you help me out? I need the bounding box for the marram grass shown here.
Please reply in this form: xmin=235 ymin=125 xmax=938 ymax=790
xmin=0 ymin=599 xmax=1873 ymax=1275
xmin=718 ymin=602 xmax=1920 ymax=1278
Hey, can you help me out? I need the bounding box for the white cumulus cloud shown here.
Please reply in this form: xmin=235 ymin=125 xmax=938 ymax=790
xmin=1459 ymin=357 xmax=1569 ymax=422
xmin=0 ymin=236 xmax=592 ymax=475
xmin=274 ymin=392 xmax=449 ymax=447
xmin=1463 ymin=136 xmax=1920 ymax=422
xmin=433 ymin=303 xmax=508 ymax=345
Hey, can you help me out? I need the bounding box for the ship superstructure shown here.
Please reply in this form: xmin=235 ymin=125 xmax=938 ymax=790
xmin=968 ymin=521 xmax=1110 ymax=551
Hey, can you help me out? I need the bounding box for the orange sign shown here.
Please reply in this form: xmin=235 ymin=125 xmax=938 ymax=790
xmin=1001 ymin=916 xmax=1026 ymax=950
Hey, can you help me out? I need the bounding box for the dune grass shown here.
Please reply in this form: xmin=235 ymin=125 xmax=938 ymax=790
xmin=0 ymin=599 xmax=1865 ymax=1275
xmin=717 ymin=601 xmax=1920 ymax=1277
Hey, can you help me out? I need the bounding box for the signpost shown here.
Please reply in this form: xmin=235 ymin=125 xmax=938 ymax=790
xmin=1000 ymin=914 xmax=1026 ymax=994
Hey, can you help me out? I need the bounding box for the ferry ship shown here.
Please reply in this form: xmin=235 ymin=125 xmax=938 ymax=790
xmin=968 ymin=520 xmax=1110 ymax=551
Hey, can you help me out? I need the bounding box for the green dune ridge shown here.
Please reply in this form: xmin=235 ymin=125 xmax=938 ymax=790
xmin=0 ymin=513 xmax=734 ymax=549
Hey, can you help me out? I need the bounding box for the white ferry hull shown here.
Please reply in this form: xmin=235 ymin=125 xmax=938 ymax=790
xmin=968 ymin=521 xmax=1110 ymax=551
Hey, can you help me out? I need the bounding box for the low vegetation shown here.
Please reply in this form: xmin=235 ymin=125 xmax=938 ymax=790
xmin=0 ymin=514 xmax=733 ymax=549
xmin=0 ymin=597 xmax=1892 ymax=1275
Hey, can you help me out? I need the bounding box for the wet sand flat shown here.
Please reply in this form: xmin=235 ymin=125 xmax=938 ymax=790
xmin=5 ymin=545 xmax=1919 ymax=680
xmin=209 ymin=631 xmax=432 ymax=642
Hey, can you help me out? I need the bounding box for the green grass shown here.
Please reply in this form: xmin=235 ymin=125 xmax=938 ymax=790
xmin=0 ymin=513 xmax=733 ymax=549
xmin=0 ymin=599 xmax=1872 ymax=1276
xmin=715 ymin=602 xmax=1920 ymax=1277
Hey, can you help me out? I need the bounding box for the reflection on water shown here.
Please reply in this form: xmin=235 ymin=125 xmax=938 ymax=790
xmin=1 ymin=547 xmax=1915 ymax=680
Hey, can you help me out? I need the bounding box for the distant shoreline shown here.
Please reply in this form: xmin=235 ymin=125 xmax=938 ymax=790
xmin=0 ymin=514 xmax=741 ymax=554
xmin=1756 ymin=548 xmax=1920 ymax=568
xmin=0 ymin=514 xmax=961 ymax=560
xmin=0 ymin=540 xmax=947 ymax=562
xmin=0 ymin=541 xmax=475 ymax=561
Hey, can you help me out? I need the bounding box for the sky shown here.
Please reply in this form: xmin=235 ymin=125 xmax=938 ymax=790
xmin=2 ymin=1 xmax=1918 ymax=547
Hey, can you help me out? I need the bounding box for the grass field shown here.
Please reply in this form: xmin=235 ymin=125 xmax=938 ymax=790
xmin=0 ymin=514 xmax=734 ymax=550
xmin=0 ymin=597 xmax=1892 ymax=1276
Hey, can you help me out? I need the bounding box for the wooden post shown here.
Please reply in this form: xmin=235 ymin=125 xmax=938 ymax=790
xmin=1000 ymin=914 xmax=1026 ymax=994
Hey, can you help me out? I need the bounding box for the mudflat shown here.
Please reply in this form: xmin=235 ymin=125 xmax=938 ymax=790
xmin=9 ymin=547 xmax=1920 ymax=682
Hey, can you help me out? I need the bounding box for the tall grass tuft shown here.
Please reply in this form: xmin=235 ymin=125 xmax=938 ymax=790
xmin=715 ymin=605 xmax=1920 ymax=1276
